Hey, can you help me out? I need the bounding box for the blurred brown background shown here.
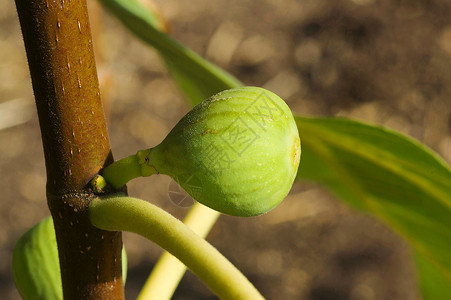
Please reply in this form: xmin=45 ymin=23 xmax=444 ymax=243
xmin=1 ymin=0 xmax=451 ymax=299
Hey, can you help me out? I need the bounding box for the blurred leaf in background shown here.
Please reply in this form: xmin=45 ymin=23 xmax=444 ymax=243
xmin=297 ymin=116 xmax=451 ymax=300
xmin=97 ymin=0 xmax=242 ymax=105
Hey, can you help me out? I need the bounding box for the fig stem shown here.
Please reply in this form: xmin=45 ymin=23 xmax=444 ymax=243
xmin=137 ymin=202 xmax=220 ymax=300
xmin=101 ymin=151 xmax=157 ymax=188
xmin=89 ymin=195 xmax=264 ymax=300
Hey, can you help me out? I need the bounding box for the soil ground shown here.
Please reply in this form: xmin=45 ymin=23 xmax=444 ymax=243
xmin=1 ymin=0 xmax=450 ymax=299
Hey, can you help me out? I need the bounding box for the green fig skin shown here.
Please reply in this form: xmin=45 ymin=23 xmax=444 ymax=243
xmin=140 ymin=87 xmax=301 ymax=216
xmin=12 ymin=216 xmax=128 ymax=300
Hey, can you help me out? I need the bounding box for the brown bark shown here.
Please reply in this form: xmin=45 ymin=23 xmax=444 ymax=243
xmin=14 ymin=0 xmax=124 ymax=298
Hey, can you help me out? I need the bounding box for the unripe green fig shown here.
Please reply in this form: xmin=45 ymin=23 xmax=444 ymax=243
xmin=102 ymin=87 xmax=301 ymax=216
xmin=12 ymin=216 xmax=127 ymax=300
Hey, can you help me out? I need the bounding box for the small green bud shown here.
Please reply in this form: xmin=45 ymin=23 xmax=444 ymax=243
xmin=141 ymin=87 xmax=301 ymax=216
xmin=90 ymin=174 xmax=107 ymax=194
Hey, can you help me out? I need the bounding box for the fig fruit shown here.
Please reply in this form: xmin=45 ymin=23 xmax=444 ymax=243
xmin=103 ymin=87 xmax=301 ymax=216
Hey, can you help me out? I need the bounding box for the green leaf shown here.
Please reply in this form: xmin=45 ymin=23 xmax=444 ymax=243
xmin=296 ymin=116 xmax=451 ymax=298
xmin=13 ymin=217 xmax=62 ymax=300
xmin=415 ymin=250 xmax=451 ymax=299
xmin=97 ymin=0 xmax=241 ymax=105
xmin=12 ymin=217 xmax=128 ymax=299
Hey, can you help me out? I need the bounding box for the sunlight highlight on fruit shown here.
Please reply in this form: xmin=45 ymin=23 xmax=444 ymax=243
xmin=101 ymin=87 xmax=301 ymax=216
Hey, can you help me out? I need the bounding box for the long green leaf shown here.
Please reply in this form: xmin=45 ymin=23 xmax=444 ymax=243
xmin=97 ymin=0 xmax=241 ymax=105
xmin=297 ymin=116 xmax=451 ymax=298
xmin=98 ymin=0 xmax=451 ymax=298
